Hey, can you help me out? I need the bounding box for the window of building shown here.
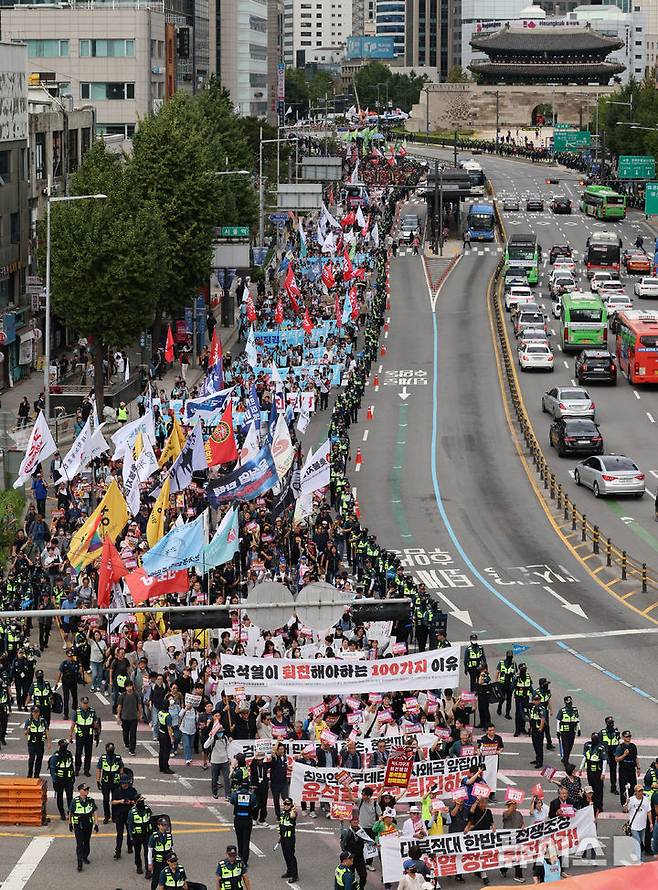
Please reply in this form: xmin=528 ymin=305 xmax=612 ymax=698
xmin=26 ymin=39 xmax=68 ymax=57
xmin=79 ymin=39 xmax=135 ymax=57
xmin=81 ymin=127 xmax=91 ymax=158
xmin=249 ymin=43 xmax=267 ymax=60
xmin=0 ymin=150 xmax=10 ymax=185
xmin=68 ymin=129 xmax=78 ymax=174
xmin=80 ymin=82 xmax=135 ymax=100
xmin=10 ymin=212 xmax=19 ymax=244
xmin=151 ymin=39 xmax=156 ymax=56
xmin=34 ymin=132 xmax=46 ymax=181
xmin=636 ymin=40 xmax=642 ymax=45
xmin=97 ymin=123 xmax=136 ymax=138
xmin=52 ymin=131 xmax=62 ymax=177
xmin=301 ymin=40 xmax=311 ymax=45
xmin=301 ymin=30 xmax=312 ymax=36
xmin=249 ymin=15 xmax=267 ymax=31
xmin=158 ymin=41 xmax=164 ymax=57
xmin=635 ymin=53 xmax=642 ymax=59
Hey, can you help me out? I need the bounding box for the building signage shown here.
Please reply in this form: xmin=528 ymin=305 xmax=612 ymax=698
xmin=345 ymin=36 xmax=395 ymax=60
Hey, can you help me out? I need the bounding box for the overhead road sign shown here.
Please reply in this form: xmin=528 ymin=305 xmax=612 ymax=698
xmin=644 ymin=182 xmax=658 ymax=216
xmin=553 ymin=130 xmax=591 ymax=151
xmin=618 ymin=155 xmax=656 ymax=180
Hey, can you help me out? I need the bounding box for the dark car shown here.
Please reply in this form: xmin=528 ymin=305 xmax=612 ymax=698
xmin=549 ymin=417 xmax=603 ymax=457
xmin=526 ymin=199 xmax=544 ymax=211
xmin=549 ymin=244 xmax=573 ymax=265
xmin=574 ymin=349 xmax=617 ymax=385
xmin=550 ymin=196 xmax=572 ymax=214
xmin=503 ymin=198 xmax=520 ymax=211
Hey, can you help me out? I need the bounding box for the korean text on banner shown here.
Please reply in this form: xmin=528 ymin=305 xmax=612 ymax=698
xmin=219 ymin=646 xmax=461 ymax=695
xmin=380 ymin=806 xmax=597 ymax=882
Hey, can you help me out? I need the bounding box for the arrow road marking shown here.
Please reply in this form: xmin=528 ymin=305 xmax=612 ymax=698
xmin=399 ymin=386 xmax=411 ymax=401
xmin=543 ymin=584 xmax=588 ymax=619
xmin=415 ymin=570 xmax=473 ymax=626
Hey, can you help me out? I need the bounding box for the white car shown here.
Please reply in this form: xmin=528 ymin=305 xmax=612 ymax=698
xmin=505 ymin=286 xmax=534 ymax=312
xmin=551 ymin=295 xmax=563 ymax=318
xmin=634 ymin=277 xmax=658 ymax=298
xmin=604 ymin=294 xmax=633 ymax=318
xmin=519 ymin=342 xmax=554 ymax=372
xmin=517 ymin=328 xmax=549 ymax=350
xmin=552 ymin=258 xmax=576 ymax=274
xmin=590 ymin=271 xmax=614 ymax=292
xmin=549 ymin=274 xmax=576 ymax=297
xmin=599 ymin=280 xmax=626 ymax=298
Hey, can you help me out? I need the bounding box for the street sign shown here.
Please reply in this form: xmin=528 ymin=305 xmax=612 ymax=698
xmin=218 ymin=225 xmax=249 ymax=238
xmin=553 ymin=130 xmax=591 ymax=151
xmin=645 ymin=181 xmax=658 ymax=216
xmin=554 ymin=123 xmax=575 ymax=131
xmin=269 ymin=212 xmax=289 ymax=223
xmin=619 ymin=155 xmax=656 ymax=180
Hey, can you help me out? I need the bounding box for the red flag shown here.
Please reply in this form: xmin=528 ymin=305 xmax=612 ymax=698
xmin=284 ymin=265 xmax=302 ymax=315
xmin=205 ymin=400 xmax=238 ymax=467
xmin=343 ymin=249 xmax=353 ymax=282
xmin=164 ymin=325 xmax=175 ymax=363
xmin=209 ymin=328 xmax=223 ymax=367
xmin=302 ymin=308 xmax=313 ymax=336
xmin=275 ymin=298 xmax=284 ymax=325
xmin=340 ymin=211 xmax=356 ymax=229
xmin=97 ymin=536 xmax=128 ymax=609
xmin=354 ymin=267 xmax=366 ymax=282
xmin=349 ymin=285 xmax=359 ymax=321
xmin=335 ymin=292 xmax=343 ymax=328
xmin=328 ymin=184 xmax=335 ymax=206
xmin=125 ymin=567 xmax=189 ymax=604
xmin=246 ymin=292 xmax=257 ymax=322
xmin=322 ymin=262 xmax=335 ymax=290
xmin=361 ymin=215 xmax=370 ymax=238
xmin=398 ymin=145 xmax=407 ymax=157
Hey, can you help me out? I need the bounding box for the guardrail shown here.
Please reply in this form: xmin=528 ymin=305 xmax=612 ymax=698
xmin=490 ymin=201 xmax=658 ymax=599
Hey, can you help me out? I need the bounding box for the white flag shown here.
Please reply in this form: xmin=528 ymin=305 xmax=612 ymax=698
xmin=271 ymin=412 xmax=294 ymax=478
xmin=371 ymin=222 xmax=379 ymax=247
xmin=112 ymin=411 xmax=156 ymax=460
xmin=124 ymin=355 xmax=130 ymax=383
xmin=86 ymin=422 xmax=110 ymax=465
xmin=293 ymin=489 xmax=314 ymax=525
xmin=349 ymin=160 xmax=359 ymax=185
xmin=355 ymin=206 xmax=366 ymax=229
xmin=58 ymin=417 xmax=93 ymax=482
xmin=300 ymin=438 xmax=330 ymax=496
xmin=245 ymin=326 xmax=258 ymax=369
xmin=239 ymin=421 xmax=260 ymax=465
xmin=14 ymin=412 xmax=57 ymax=489
xmin=122 ymin=447 xmax=141 ymax=517
xmin=297 ymin=407 xmax=310 ymax=436
xmin=321 ymin=202 xmax=340 ymax=230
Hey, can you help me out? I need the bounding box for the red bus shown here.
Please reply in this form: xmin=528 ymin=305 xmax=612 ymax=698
xmin=615 ymin=310 xmax=658 ymax=384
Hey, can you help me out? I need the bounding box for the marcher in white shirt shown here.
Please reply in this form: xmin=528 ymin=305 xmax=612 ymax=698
xmin=402 ymin=806 xmax=428 ymax=840
xmin=625 ymin=784 xmax=652 ymax=859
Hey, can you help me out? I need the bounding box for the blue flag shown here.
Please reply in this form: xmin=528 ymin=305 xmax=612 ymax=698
xmin=206 ymin=445 xmax=279 ymax=507
xmin=512 ymin=643 xmax=530 ymax=655
xmin=142 ymin=510 xmax=206 ymax=576
xmin=197 ymin=506 xmax=240 ymax=571
xmin=241 ymin=384 xmax=262 ymax=432
xmin=268 ymin=399 xmax=278 ymax=443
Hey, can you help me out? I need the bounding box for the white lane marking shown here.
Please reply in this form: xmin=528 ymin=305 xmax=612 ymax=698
xmin=140 ymin=741 xmax=158 ymax=757
xmin=362 ymin=429 xmax=369 ymax=441
xmin=651 ymin=471 xmax=658 ymax=479
xmin=497 ymin=773 xmax=517 ymax=786
xmin=249 ymin=840 xmax=266 ymax=858
xmin=177 ymin=775 xmax=192 ymax=790
xmin=2 ymin=837 xmax=55 ymax=889
xmin=568 ymin=470 xmax=575 ymax=478
xmin=563 ymin=361 xmax=569 ymax=368
xmin=634 ymin=391 xmax=641 ymax=399
xmin=648 ymin=412 xmax=656 ymax=424
xmin=378 ymin=364 xmax=383 ymax=373
xmin=557 ymin=344 xmax=563 ymax=352
xmin=95 ymin=691 xmax=110 ymax=705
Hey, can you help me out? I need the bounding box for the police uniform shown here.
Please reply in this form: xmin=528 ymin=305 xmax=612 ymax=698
xmin=24 ymin=713 xmax=47 ymax=777
xmin=148 ymin=828 xmax=174 ymax=890
xmin=464 ymin=642 xmax=485 ymax=692
xmin=96 ymin=749 xmax=124 ymax=821
xmin=69 ymin=793 xmax=97 ymax=870
xmin=49 ymin=745 xmax=75 ymax=818
xmin=157 ymin=862 xmax=187 ymax=889
xmin=230 ymin=784 xmax=257 ymax=864
xmin=278 ymin=807 xmax=298 ymax=880
xmin=0 ymin=683 xmax=10 ymax=745
xmin=513 ymin=669 xmax=532 ymax=736
xmin=528 ymin=700 xmax=547 ymax=767
xmin=158 ymin=708 xmax=173 ymax=773
xmin=582 ymin=741 xmax=606 ymax=812
xmin=496 ymin=657 xmax=516 ymax=719
xmin=216 ymin=855 xmax=249 ymax=890
xmin=112 ymin=780 xmax=138 ymax=857
xmin=600 ymin=722 xmax=621 ymax=794
xmin=335 ymin=862 xmax=360 ymax=890
xmin=128 ymin=800 xmax=153 ymax=873
xmin=73 ymin=704 xmax=97 ymax=775
xmin=615 ymin=737 xmax=640 ymax=808
xmin=556 ymin=702 xmax=580 ymax=766
xmin=31 ymin=679 xmax=53 ymax=726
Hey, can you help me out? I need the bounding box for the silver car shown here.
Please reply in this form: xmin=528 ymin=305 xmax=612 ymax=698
xmin=574 ymin=454 xmax=645 ymax=498
xmin=541 ymin=386 xmax=596 ymax=420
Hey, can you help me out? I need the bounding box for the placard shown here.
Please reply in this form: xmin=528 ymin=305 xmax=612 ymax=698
xmin=479 ymin=744 xmax=499 ymax=756
xmin=384 ymin=751 xmax=414 ymax=789
xmin=320 ymin=729 xmax=338 ymax=746
xmin=460 ymin=746 xmax=476 ymax=757
xmin=451 ymin=787 xmax=469 ymax=802
xmin=505 ymin=787 xmax=525 ymax=803
xmin=540 ymin=766 xmax=557 ymax=780
xmin=184 ymin=693 xmax=202 ymax=708
xmin=472 ymin=782 xmax=491 ymax=799
xmin=331 ymin=802 xmax=355 ymax=820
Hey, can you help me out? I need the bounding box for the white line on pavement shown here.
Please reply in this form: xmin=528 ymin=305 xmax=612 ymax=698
xmin=2 ymin=837 xmax=54 ymax=889
xmin=563 ymin=361 xmax=569 ymax=368
xmin=634 ymin=391 xmax=641 ymax=399
xmin=496 ymin=773 xmax=517 ymax=786
xmin=95 ymin=691 xmax=110 ymax=705
xmin=648 ymin=412 xmax=656 ymax=423
xmin=362 ymin=430 xmax=369 ymax=441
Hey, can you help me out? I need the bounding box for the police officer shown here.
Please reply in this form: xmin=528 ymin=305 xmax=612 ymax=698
xmin=30 ymin=669 xmax=53 ymax=727
xmin=464 ymin=634 xmax=486 ymax=692
xmin=70 ymin=695 xmax=98 ymax=777
xmin=49 ymin=738 xmax=75 ymax=819
xmin=495 ymin=651 xmax=516 ymax=720
xmin=96 ymin=741 xmax=124 ymax=823
xmin=537 ymin=678 xmax=555 ymax=750
xmin=128 ymin=794 xmax=153 ymax=874
xmin=24 ymin=705 xmax=49 ymax=777
xmin=414 ymin=588 xmax=434 ymax=653
xmin=513 ymin=664 xmax=532 ymax=737
xmin=158 ymin=698 xmax=175 ymax=774
xmin=69 ymin=782 xmax=99 ymax=872
xmin=278 ymin=797 xmax=299 ymax=883
xmin=0 ymin=678 xmax=11 ymax=746
xmin=215 ymin=843 xmax=252 ymax=890
xmin=644 ymin=756 xmax=658 ymax=793
xmin=600 ymin=716 xmax=621 ymax=795
xmin=528 ymin=691 xmax=547 ymax=768
xmin=230 ymin=752 xmax=250 ymax=790
xmin=581 ymin=733 xmax=607 ymax=813
xmin=556 ymin=696 xmax=580 ymax=767
xmin=157 ymin=851 xmax=188 ymax=890
xmin=112 ymin=770 xmax=138 ymax=859
xmin=230 ymin=778 xmax=258 ymax=865
xmin=615 ymin=729 xmax=641 ymax=807
xmin=147 ymin=816 xmax=174 ymax=890
xmin=12 ymin=648 xmax=33 ymax=710
xmin=335 ymin=850 xmax=360 ymax=890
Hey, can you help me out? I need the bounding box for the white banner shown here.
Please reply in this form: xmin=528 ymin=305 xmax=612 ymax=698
xmin=381 ymin=805 xmax=597 ymax=882
xmin=58 ymin=417 xmax=92 ymax=482
xmin=227 ymin=732 xmax=441 ymax=765
xmin=219 ymin=646 xmax=461 ymax=695
xmin=289 ymin=755 xmax=496 ymax=804
xmin=14 ymin=411 xmax=57 ymax=489
xmin=300 ymin=438 xmax=330 ymax=496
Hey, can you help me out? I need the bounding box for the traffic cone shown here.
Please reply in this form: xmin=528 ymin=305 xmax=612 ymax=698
xmin=384 ymin=321 xmax=389 ymax=332
xmin=380 ymin=344 xmax=387 ymax=357
xmin=355 ymin=448 xmax=363 ymax=468
xmin=367 ymin=405 xmax=374 ymax=421
xmin=373 ymin=374 xmax=379 ymax=387
xmin=354 ymin=498 xmax=361 ymax=519
xmin=386 ymin=295 xmax=391 ymax=309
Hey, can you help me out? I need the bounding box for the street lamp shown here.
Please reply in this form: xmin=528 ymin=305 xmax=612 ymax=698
xmin=44 ymin=189 xmax=106 ymax=420
xmin=213 ymin=170 xmax=250 ymax=176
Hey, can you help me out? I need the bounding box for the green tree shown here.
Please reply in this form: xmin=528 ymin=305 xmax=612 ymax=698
xmin=446 ymin=66 xmax=471 ymax=83
xmin=309 ymin=71 xmax=337 ymax=108
xmin=354 ymin=63 xmax=426 ymax=112
xmin=285 ymin=68 xmax=310 ymax=116
xmin=595 ymin=77 xmax=658 ymax=160
xmin=45 ymin=143 xmax=166 ymax=415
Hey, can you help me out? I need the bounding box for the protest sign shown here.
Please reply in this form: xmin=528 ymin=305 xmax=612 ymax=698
xmin=331 ymin=802 xmax=354 ymax=821
xmin=505 ymin=787 xmax=525 ymax=803
xmin=184 ymin=693 xmax=202 ymax=708
xmin=472 ymin=783 xmax=491 ymax=799
xmin=384 ymin=751 xmax=414 ymax=789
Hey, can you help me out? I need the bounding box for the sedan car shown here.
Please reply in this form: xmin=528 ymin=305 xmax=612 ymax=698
xmin=400 ymin=215 xmax=419 ymax=242
xmin=515 ymin=309 xmax=547 ymax=337
xmin=517 ymin=328 xmax=549 ymax=350
xmin=624 ymin=250 xmax=651 ymax=274
xmin=599 ymin=280 xmax=626 ymax=298
xmin=505 ymin=286 xmax=535 ymax=312
xmin=550 ymin=196 xmax=572 ymax=214
xmin=574 ymin=454 xmax=645 ymax=498
xmin=552 ymin=258 xmax=576 ymax=275
xmin=604 ymin=293 xmax=633 ymax=319
xmin=519 ymin=342 xmax=554 ymax=371
xmin=634 ymin=276 xmax=658 ymax=298
xmin=549 ymin=417 xmax=603 ymax=457
xmin=502 ymin=198 xmax=520 ymax=212
xmin=550 ymin=275 xmax=576 ymax=298
xmin=590 ymin=271 xmax=614 ymax=293
xmin=549 ymin=244 xmax=573 ymax=265
xmin=526 ymin=198 xmax=544 ymax=212
xmin=541 ymin=386 xmax=595 ymax=419
xmin=574 ymin=349 xmax=617 ymax=385
xmin=504 ymin=274 xmax=529 ymax=292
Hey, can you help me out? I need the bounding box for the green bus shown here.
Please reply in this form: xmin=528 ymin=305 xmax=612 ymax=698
xmin=579 ymin=185 xmax=626 ymax=220
xmin=560 ymin=292 xmax=608 ymax=352
xmin=504 ymin=234 xmax=541 ymax=285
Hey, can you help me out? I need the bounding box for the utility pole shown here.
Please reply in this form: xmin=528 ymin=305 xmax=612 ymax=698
xmin=439 ymin=166 xmax=444 ymax=257
xmin=433 ymin=159 xmax=439 ymax=254
xmin=258 ymin=125 xmax=264 ymax=247
xmin=453 ymin=128 xmax=458 ymax=168
xmin=495 ymin=90 xmax=500 ymax=151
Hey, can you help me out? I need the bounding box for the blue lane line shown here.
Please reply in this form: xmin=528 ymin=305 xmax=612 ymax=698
xmin=429 ymin=311 xmax=657 ymax=703
xmin=603 ymin=671 xmax=622 ymax=682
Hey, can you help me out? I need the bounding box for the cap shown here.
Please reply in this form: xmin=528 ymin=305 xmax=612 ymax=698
xmin=226 ymin=845 xmax=238 ymax=854
xmin=469 ymin=634 xmax=478 ymax=641
xmin=583 ymin=786 xmax=594 ymax=794
xmin=340 ymin=851 xmax=353 ymax=862
xmin=165 ymin=852 xmax=178 ymax=862
xmin=403 ymin=860 xmax=416 ymax=871
xmin=157 ymin=816 xmax=168 ymax=825
xmin=383 ymin=807 xmax=396 ymax=817
xmin=563 ymin=696 xmax=573 ymax=705
xmin=409 ymin=805 xmax=420 ymax=813
xmin=622 ymin=730 xmax=632 ymax=738
xmin=78 ymin=783 xmax=90 ymax=791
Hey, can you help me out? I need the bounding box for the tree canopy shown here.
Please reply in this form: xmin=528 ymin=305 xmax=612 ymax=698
xmin=353 ymin=63 xmax=427 ymax=113
xmin=595 ymin=76 xmax=658 ymax=160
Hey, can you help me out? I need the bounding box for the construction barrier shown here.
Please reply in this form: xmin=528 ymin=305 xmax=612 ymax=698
xmin=0 ymin=777 xmax=48 ymax=825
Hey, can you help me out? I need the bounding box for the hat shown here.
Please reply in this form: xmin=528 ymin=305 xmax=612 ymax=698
xmin=166 ymin=852 xmax=178 ymax=862
xmin=403 ymin=860 xmax=416 ymax=871
xmin=78 ymin=783 xmax=90 ymax=791
xmin=563 ymin=696 xmax=573 ymax=704
xmin=383 ymin=807 xmax=396 ymax=817
xmin=226 ymin=845 xmax=237 ymax=853
xmin=157 ymin=816 xmax=168 ymax=825
xmin=255 ymin=750 xmax=265 ymax=759
xmin=339 ymin=851 xmax=353 ymax=862
xmin=409 ymin=805 xmax=420 ymax=813
xmin=583 ymin=786 xmax=594 ymax=794
xmin=238 ymin=702 xmax=250 ymax=712
xmin=622 ymin=730 xmax=632 ymax=738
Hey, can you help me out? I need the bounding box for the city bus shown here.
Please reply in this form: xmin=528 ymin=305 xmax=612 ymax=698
xmin=466 ymin=203 xmax=495 ymax=242
xmin=615 ymin=310 xmax=658 ymax=384
xmin=584 ymin=231 xmax=622 ymax=278
xmin=579 ymin=185 xmax=627 ymax=220
xmin=560 ymin=292 xmax=608 ymax=352
xmin=504 ymin=234 xmax=541 ymax=285
xmin=462 ymin=160 xmax=486 ymax=195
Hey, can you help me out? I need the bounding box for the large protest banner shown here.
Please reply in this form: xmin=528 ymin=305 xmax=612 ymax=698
xmin=289 ymin=755 xmax=496 ymax=804
xmin=219 ymin=646 xmax=461 ymax=695
xmin=381 ymin=806 xmax=597 ymax=882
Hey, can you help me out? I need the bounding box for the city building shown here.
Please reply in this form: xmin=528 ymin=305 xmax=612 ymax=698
xmin=216 ymin=0 xmax=269 ymax=115
xmin=1 ymin=4 xmax=169 ymax=139
xmin=403 ymin=0 xmax=461 ymax=74
xmin=283 ymin=0 xmax=353 ymax=66
xmin=375 ymin=0 xmax=405 ymax=56
xmin=0 ymin=42 xmax=30 ymax=386
xmin=469 ymin=22 xmax=625 ymax=84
